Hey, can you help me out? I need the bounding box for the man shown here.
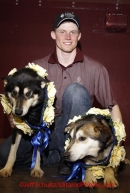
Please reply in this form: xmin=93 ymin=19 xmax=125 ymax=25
xmin=0 ymin=12 xmax=122 ymax=174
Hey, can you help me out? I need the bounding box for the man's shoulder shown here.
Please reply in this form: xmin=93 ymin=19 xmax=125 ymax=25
xmin=83 ymin=55 xmax=103 ymax=68
xmin=33 ymin=55 xmax=50 ymax=65
xmin=82 ymin=55 xmax=108 ymax=75
xmin=84 ymin=56 xmax=110 ymax=82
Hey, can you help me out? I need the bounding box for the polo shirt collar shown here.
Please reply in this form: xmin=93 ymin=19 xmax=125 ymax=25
xmin=48 ymin=47 xmax=84 ymax=66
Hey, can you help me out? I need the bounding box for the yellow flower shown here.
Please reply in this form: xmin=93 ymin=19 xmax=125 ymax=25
xmin=64 ymin=138 xmax=70 ymax=150
xmin=0 ymin=94 xmax=12 ymax=114
xmin=88 ymin=167 xmax=105 ymax=179
xmin=43 ymin=106 xmax=55 ymax=125
xmin=47 ymin=99 xmax=54 ymax=107
xmin=13 ymin=115 xmax=33 ymax=135
xmin=47 ymin=82 xmax=56 ymax=106
xmin=86 ymin=107 xmax=111 ymax=117
xmin=68 ymin=115 xmax=82 ymax=124
xmin=8 ymin=68 xmax=17 ymax=76
xmin=26 ymin=63 xmax=48 ymax=78
xmin=113 ymin=119 xmax=126 ymax=144
xmin=108 ymin=146 xmax=126 ymax=168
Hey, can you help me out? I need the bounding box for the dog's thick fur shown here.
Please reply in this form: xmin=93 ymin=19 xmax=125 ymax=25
xmin=0 ymin=68 xmax=49 ymax=178
xmin=64 ymin=114 xmax=119 ymax=188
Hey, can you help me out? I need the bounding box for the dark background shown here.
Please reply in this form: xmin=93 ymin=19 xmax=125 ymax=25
xmin=0 ymin=0 xmax=130 ymax=145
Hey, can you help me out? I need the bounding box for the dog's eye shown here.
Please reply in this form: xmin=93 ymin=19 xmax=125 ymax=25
xmin=79 ymin=136 xmax=86 ymax=141
xmin=25 ymin=91 xmax=32 ymax=98
xmin=12 ymin=90 xmax=17 ymax=97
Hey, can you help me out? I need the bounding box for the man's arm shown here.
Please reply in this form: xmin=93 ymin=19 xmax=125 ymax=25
xmin=7 ymin=113 xmax=15 ymax=128
xmin=111 ymin=104 xmax=123 ymax=146
xmin=110 ymin=104 xmax=122 ymax=122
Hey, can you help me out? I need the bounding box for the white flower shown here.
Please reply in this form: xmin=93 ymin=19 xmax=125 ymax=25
xmin=64 ymin=138 xmax=70 ymax=150
xmin=86 ymin=107 xmax=110 ymax=117
xmin=108 ymin=146 xmax=126 ymax=168
xmin=113 ymin=119 xmax=126 ymax=144
xmin=13 ymin=115 xmax=33 ymax=135
xmin=26 ymin=63 xmax=48 ymax=78
xmin=68 ymin=115 xmax=82 ymax=124
xmin=87 ymin=145 xmax=126 ymax=179
xmin=47 ymin=82 xmax=56 ymax=106
xmin=8 ymin=68 xmax=17 ymax=76
xmin=88 ymin=167 xmax=105 ymax=179
xmin=43 ymin=106 xmax=55 ymax=125
xmin=0 ymin=94 xmax=12 ymax=114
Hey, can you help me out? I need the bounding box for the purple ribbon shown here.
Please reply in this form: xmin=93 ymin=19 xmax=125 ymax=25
xmin=28 ymin=122 xmax=50 ymax=169
xmin=66 ymin=162 xmax=86 ymax=182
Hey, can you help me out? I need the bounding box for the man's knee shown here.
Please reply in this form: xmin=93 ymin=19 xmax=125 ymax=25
xmin=65 ymin=83 xmax=90 ymax=96
xmin=63 ymin=83 xmax=91 ymax=104
xmin=65 ymin=83 xmax=84 ymax=93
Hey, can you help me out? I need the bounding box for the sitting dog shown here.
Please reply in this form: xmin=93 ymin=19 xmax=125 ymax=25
xmin=0 ymin=66 xmax=52 ymax=178
xmin=64 ymin=114 xmax=124 ymax=188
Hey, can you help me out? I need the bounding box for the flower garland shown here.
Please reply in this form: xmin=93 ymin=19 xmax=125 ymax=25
xmin=65 ymin=107 xmax=126 ymax=181
xmin=0 ymin=63 xmax=56 ymax=135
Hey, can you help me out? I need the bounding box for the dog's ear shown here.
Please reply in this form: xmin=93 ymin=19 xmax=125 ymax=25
xmin=36 ymin=76 xmax=49 ymax=89
xmin=65 ymin=122 xmax=75 ymax=133
xmin=94 ymin=126 xmax=112 ymax=144
xmin=2 ymin=75 xmax=12 ymax=87
xmin=101 ymin=119 xmax=109 ymax=128
xmin=2 ymin=75 xmax=11 ymax=81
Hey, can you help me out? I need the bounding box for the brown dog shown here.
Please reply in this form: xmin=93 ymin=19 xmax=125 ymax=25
xmin=64 ymin=114 xmax=120 ymax=188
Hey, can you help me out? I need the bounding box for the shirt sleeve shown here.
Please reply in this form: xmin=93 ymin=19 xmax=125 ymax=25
xmin=94 ymin=65 xmax=117 ymax=110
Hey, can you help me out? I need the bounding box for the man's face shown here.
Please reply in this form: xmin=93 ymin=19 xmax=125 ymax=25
xmin=51 ymin=22 xmax=81 ymax=53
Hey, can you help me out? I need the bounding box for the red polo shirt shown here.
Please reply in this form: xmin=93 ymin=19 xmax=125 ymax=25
xmin=33 ymin=48 xmax=116 ymax=116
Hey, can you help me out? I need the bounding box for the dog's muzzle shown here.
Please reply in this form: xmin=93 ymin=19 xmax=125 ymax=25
xmin=15 ymin=109 xmax=23 ymax=116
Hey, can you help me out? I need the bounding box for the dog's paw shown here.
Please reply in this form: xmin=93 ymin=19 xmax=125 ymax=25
xmin=83 ymin=170 xmax=97 ymax=188
xmin=83 ymin=177 xmax=97 ymax=188
xmin=31 ymin=169 xmax=44 ymax=178
xmin=0 ymin=168 xmax=12 ymax=177
xmin=104 ymin=176 xmax=119 ymax=188
xmin=104 ymin=167 xmax=119 ymax=188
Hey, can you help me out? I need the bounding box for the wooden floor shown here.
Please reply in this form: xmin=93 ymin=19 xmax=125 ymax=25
xmin=0 ymin=139 xmax=130 ymax=193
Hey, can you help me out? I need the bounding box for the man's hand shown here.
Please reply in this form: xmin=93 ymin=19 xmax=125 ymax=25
xmin=7 ymin=113 xmax=15 ymax=128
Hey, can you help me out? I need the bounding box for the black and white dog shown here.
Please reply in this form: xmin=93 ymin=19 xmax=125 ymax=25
xmin=0 ymin=67 xmax=50 ymax=178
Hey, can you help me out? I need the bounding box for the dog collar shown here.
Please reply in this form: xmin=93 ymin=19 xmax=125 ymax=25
xmin=24 ymin=86 xmax=51 ymax=169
